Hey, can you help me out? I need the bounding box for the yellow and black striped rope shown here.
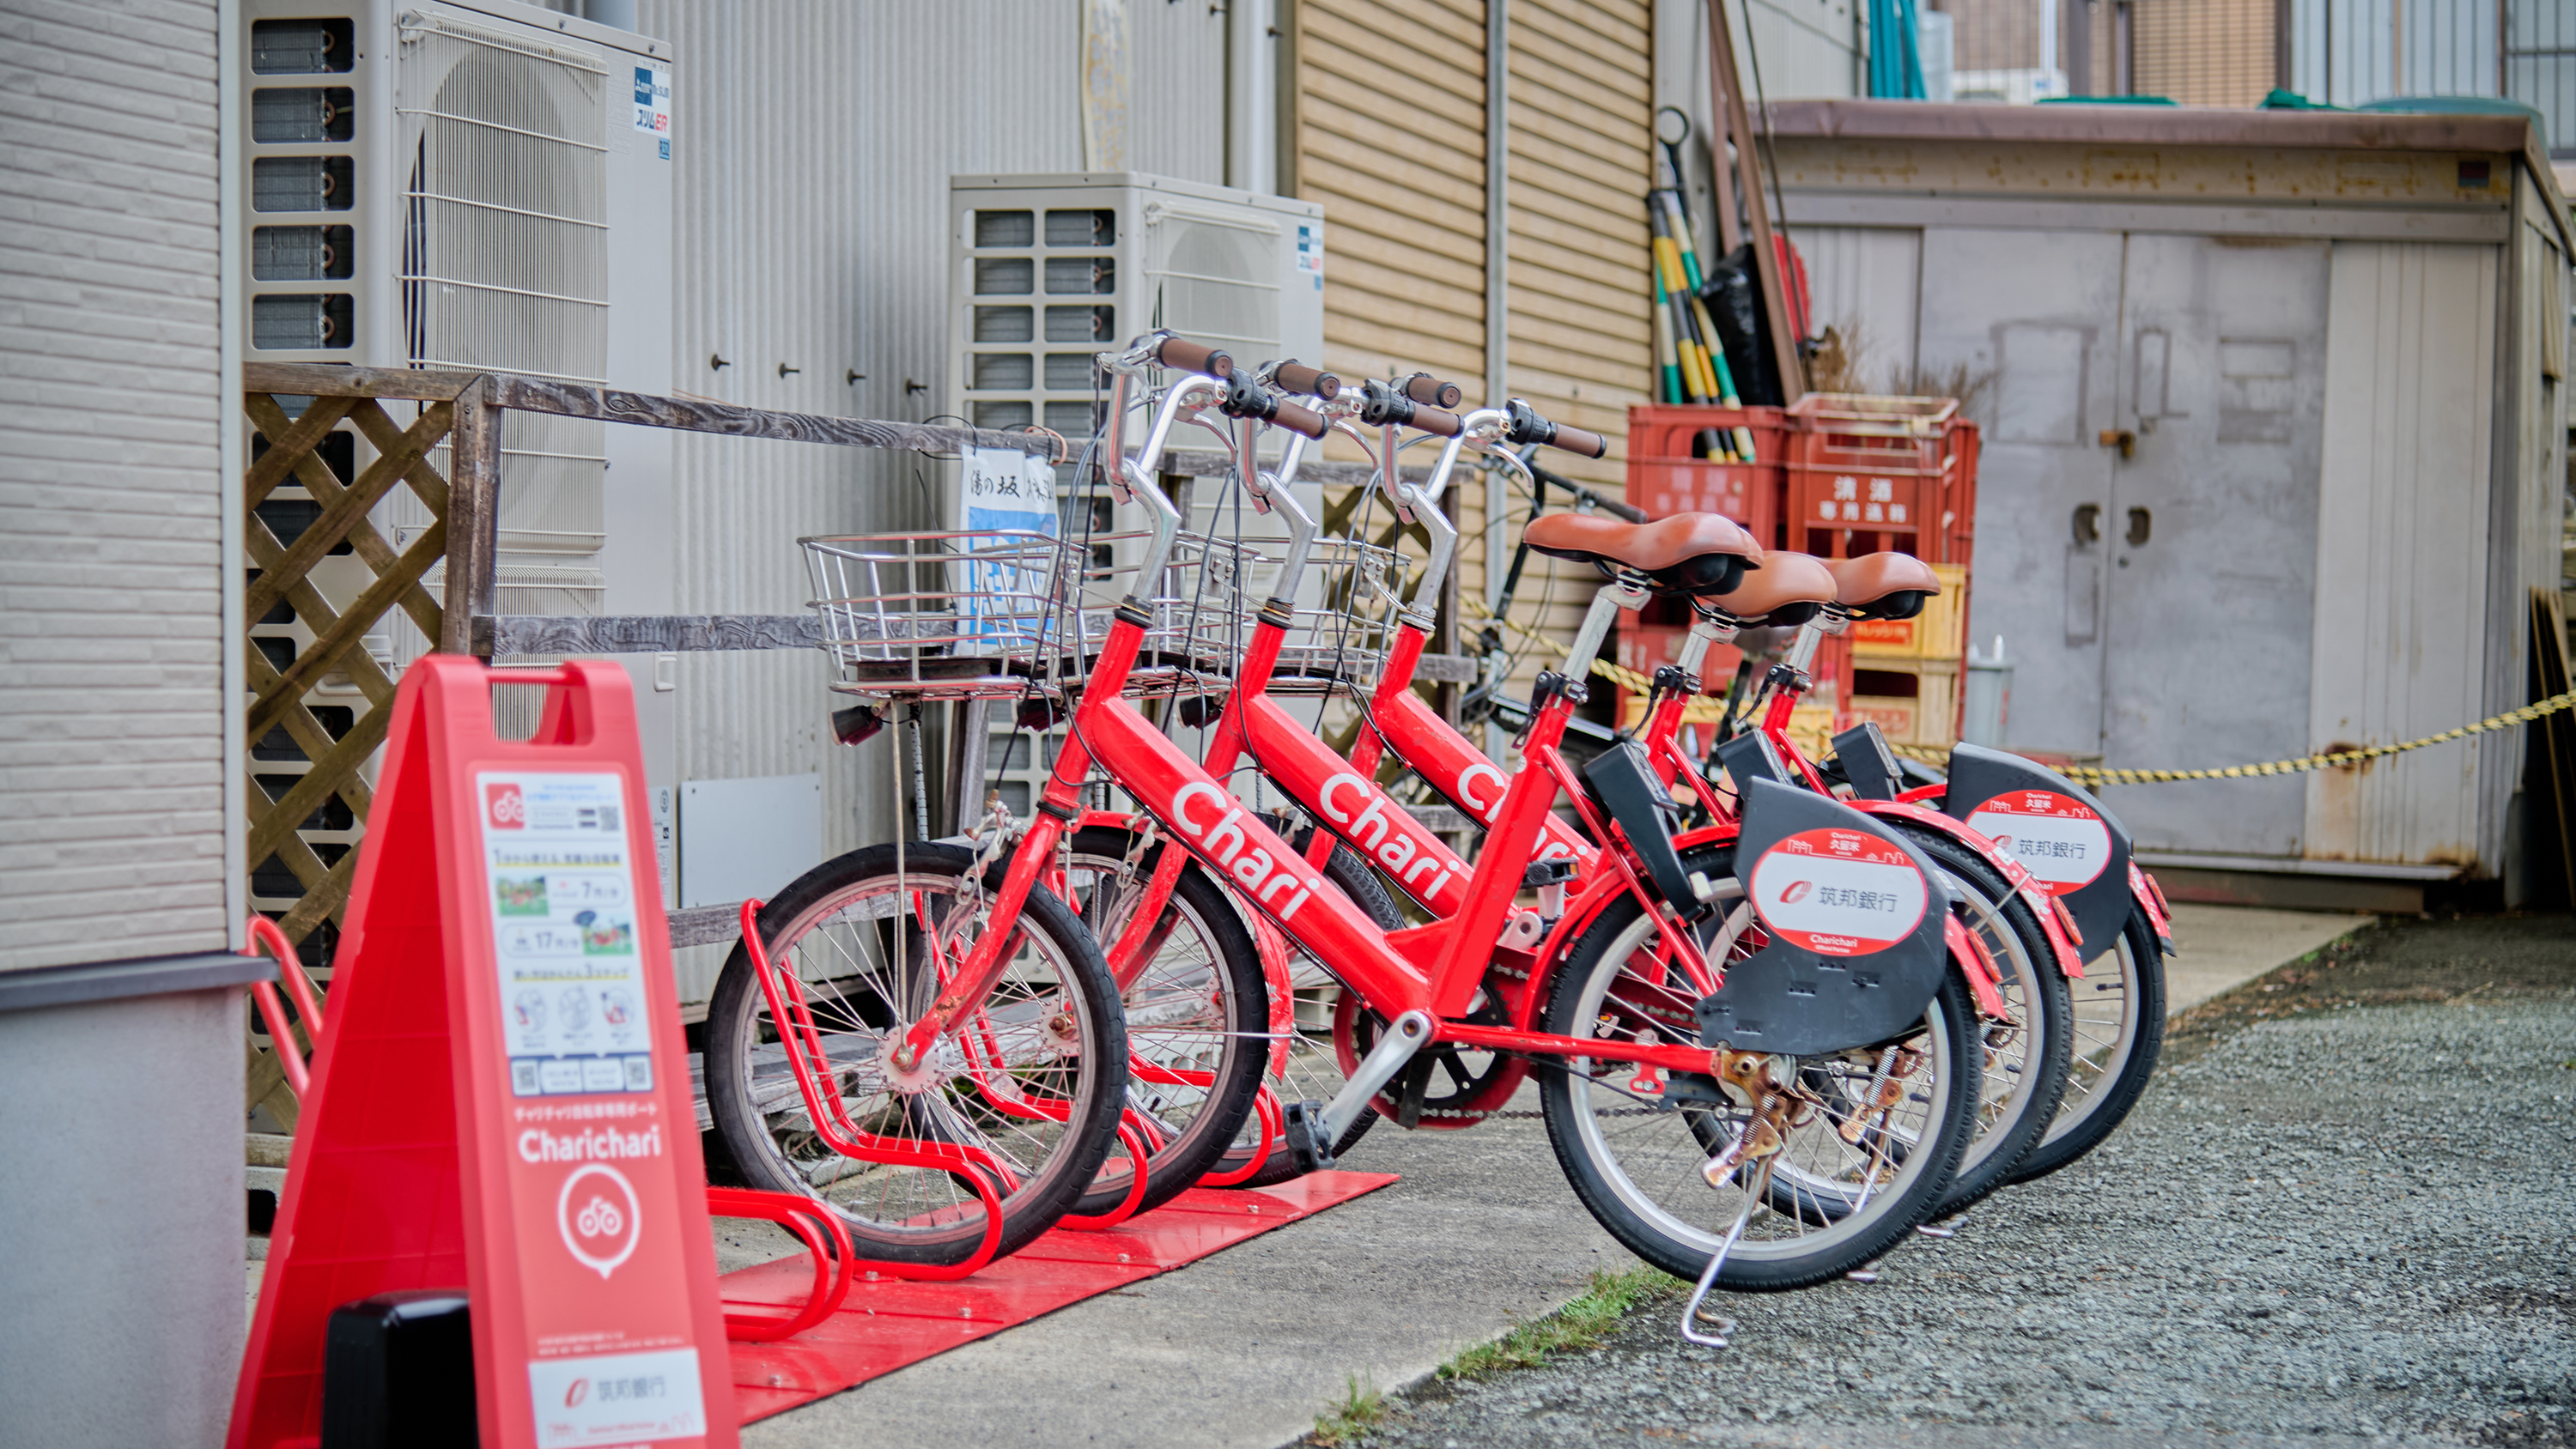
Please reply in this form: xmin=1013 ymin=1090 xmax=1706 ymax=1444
xmin=2023 ymin=689 xmax=2576 ymax=786
xmin=1492 ymin=603 xmax=2576 ymax=788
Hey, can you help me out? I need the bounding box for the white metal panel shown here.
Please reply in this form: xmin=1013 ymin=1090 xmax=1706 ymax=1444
xmin=0 ymin=0 xmax=231 ymax=970
xmin=2099 ymin=234 xmax=2330 ymax=858
xmin=2303 ymin=240 xmax=2498 ymax=869
xmin=677 ymin=773 xmax=822 ymax=908
xmin=1726 ymin=0 xmax=1861 ymax=100
xmin=1917 ymin=227 xmax=2125 ymax=759
xmin=1785 ymin=225 xmax=1921 ymax=385
xmin=625 ymin=2 xmax=1227 ymax=997
xmin=2500 ymin=184 xmax=2570 ymax=884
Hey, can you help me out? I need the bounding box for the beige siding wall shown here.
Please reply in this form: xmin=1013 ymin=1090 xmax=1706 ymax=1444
xmin=1292 ymin=0 xmax=1656 ymax=699
xmin=2135 ymin=0 xmax=2277 ymax=107
xmin=0 ymin=0 xmax=231 ymax=971
xmin=1499 ymin=0 xmax=1655 ymax=684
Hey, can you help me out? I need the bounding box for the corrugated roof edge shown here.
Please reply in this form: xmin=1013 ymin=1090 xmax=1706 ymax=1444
xmin=1758 ymin=99 xmax=2573 ymax=254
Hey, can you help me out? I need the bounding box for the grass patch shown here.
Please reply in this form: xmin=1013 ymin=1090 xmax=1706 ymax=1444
xmin=1436 ymin=1264 xmax=1682 ymax=1383
xmin=1310 ymin=1373 xmax=1388 ymax=1446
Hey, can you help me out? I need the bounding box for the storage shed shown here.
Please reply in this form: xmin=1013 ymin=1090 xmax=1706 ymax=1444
xmin=1766 ymin=101 xmax=2573 ymax=906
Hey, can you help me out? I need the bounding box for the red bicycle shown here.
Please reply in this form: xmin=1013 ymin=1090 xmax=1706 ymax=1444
xmin=1106 ymin=374 xmax=2071 ymax=1223
xmin=1217 ymin=368 xmax=2167 ymax=1212
xmin=746 ymin=335 xmax=1998 ymax=1294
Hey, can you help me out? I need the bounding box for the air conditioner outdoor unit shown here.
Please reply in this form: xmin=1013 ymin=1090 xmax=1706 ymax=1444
xmin=944 ymin=175 xmax=1335 ymax=821
xmin=946 ymin=172 xmax=1325 ymax=456
xmin=236 ymin=0 xmax=677 ymax=929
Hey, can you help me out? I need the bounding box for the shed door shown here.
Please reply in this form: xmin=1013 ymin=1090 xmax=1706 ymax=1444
xmin=2099 ymin=236 xmax=2330 ymax=856
xmin=1916 ymin=228 xmax=2125 ymax=759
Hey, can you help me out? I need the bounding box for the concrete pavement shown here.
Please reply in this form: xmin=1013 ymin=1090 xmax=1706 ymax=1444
xmin=240 ymin=903 xmax=2375 ymax=1445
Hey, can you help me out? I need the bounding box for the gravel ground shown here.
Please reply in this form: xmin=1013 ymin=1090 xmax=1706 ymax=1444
xmin=1334 ymin=914 xmax=2576 ymax=1449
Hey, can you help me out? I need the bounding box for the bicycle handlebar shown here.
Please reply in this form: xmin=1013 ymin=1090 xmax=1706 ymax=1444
xmin=1357 ymin=379 xmax=1462 ymax=438
xmin=1400 ymin=372 xmax=1464 ymax=409
xmin=1152 ymin=333 xmax=1234 ymax=379
xmin=1504 ymin=398 xmax=1608 ymax=459
xmin=1269 ymin=398 xmax=1329 ymax=440
xmin=1266 ymin=360 xmax=1340 ymax=401
xmin=1224 ymin=377 xmax=1330 ymax=440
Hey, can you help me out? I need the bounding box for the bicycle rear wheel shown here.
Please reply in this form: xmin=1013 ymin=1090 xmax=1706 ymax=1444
xmin=703 ymin=842 xmax=1127 ymax=1265
xmin=2005 ymin=906 xmax=2166 ymax=1185
xmin=1059 ymin=828 xmax=1266 ymax=1214
xmin=1538 ymin=850 xmax=1979 ymax=1293
xmin=1892 ymin=828 xmax=2072 ymax=1216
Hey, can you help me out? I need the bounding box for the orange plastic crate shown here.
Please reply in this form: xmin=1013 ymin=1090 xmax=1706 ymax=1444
xmin=1624 ymin=403 xmax=1792 ymax=549
xmin=1781 ymin=395 xmax=1978 ymax=565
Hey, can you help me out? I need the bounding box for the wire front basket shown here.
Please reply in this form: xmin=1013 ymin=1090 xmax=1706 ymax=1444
xmin=800 ymin=528 xmax=1268 ymax=701
xmin=1263 ymin=536 xmax=1408 ymax=694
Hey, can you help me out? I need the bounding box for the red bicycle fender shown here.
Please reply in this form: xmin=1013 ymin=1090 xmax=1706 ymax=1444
xmin=1077 ymin=807 xmax=1141 ymax=833
xmin=1856 ymin=798 xmax=2086 ymax=980
xmin=1946 ymin=913 xmax=2009 ymax=1019
xmin=1246 ymin=911 xmax=1298 ymax=1076
xmin=2129 ymin=862 xmax=2176 ymax=953
xmin=1672 ymin=822 xmax=1739 ymax=852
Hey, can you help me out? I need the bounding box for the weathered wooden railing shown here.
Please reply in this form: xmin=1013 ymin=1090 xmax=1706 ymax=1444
xmin=239 ymin=361 xmax=1469 ymax=1125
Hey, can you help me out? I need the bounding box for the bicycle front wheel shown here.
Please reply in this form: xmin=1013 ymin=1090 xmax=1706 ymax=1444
xmin=703 ymin=842 xmax=1127 ymax=1266
xmin=1538 ymin=856 xmax=1979 ymax=1293
xmin=2006 ymin=906 xmax=2166 ymax=1185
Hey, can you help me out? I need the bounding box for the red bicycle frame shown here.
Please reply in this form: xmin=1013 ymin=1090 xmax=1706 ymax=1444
xmin=896 ymin=373 xmax=1731 ymax=1088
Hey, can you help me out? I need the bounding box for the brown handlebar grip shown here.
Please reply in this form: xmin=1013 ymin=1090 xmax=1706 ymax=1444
xmin=1269 ymin=399 xmax=1331 ymax=440
xmin=1154 ymin=336 xmax=1235 ymax=379
xmin=1273 ymin=361 xmax=1340 ymax=401
xmin=1550 ymin=423 xmax=1609 ymax=459
xmin=1401 ymin=373 xmax=1464 ymax=409
xmin=1409 ymin=403 xmax=1464 ymax=439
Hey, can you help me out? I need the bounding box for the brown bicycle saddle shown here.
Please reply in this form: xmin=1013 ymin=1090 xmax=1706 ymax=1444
xmin=1826 ymin=552 xmax=1941 ymax=621
xmin=1522 ymin=512 xmax=1762 ymax=597
xmin=1703 ymin=549 xmax=1838 ymax=626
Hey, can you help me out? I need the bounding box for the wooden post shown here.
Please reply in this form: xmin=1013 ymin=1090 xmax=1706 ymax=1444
xmin=1704 ymin=0 xmax=1807 ymax=402
xmin=441 ymin=376 xmax=501 ymax=656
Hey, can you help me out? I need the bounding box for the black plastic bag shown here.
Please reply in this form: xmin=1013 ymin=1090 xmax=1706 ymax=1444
xmin=1699 ymin=244 xmax=1783 ymax=407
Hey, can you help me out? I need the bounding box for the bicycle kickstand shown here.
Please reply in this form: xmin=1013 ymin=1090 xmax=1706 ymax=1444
xmin=1679 ymin=1152 xmax=1774 ymax=1348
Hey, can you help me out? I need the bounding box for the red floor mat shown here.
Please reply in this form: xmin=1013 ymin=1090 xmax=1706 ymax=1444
xmin=723 ymin=1171 xmax=1398 ymax=1423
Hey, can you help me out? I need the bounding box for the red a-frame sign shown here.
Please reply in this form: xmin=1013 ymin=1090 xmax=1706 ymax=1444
xmin=231 ymin=657 xmax=738 ymax=1449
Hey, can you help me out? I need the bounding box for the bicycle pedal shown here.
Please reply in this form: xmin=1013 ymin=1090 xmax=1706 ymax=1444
xmin=1279 ymin=1099 xmax=1335 ymax=1174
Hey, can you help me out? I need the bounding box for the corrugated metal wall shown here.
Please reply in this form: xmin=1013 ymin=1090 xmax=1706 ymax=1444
xmin=2287 ymin=0 xmax=2573 ymax=150
xmin=0 ymin=0 xmax=231 ymax=971
xmin=2303 ymin=241 xmax=2499 ymax=866
xmin=628 ymin=1 xmax=1224 ymax=992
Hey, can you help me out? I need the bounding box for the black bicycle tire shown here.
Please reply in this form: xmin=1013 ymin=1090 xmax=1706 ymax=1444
xmin=1893 ymin=828 xmax=2074 ymax=1217
xmin=1063 ymin=828 xmax=1267 ymax=1216
xmin=2003 ymin=906 xmax=2166 ymax=1185
xmin=703 ymin=842 xmax=1127 ymax=1265
xmin=1537 ymin=847 xmax=1981 ymax=1292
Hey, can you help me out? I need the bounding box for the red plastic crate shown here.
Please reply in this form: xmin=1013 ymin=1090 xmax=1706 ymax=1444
xmin=1625 ymin=403 xmax=1792 ymax=550
xmin=1782 ymin=395 xmax=1978 ymax=565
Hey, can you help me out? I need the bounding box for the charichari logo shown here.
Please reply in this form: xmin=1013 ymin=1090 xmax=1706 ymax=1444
xmin=487 ymin=781 xmax=526 ymax=829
